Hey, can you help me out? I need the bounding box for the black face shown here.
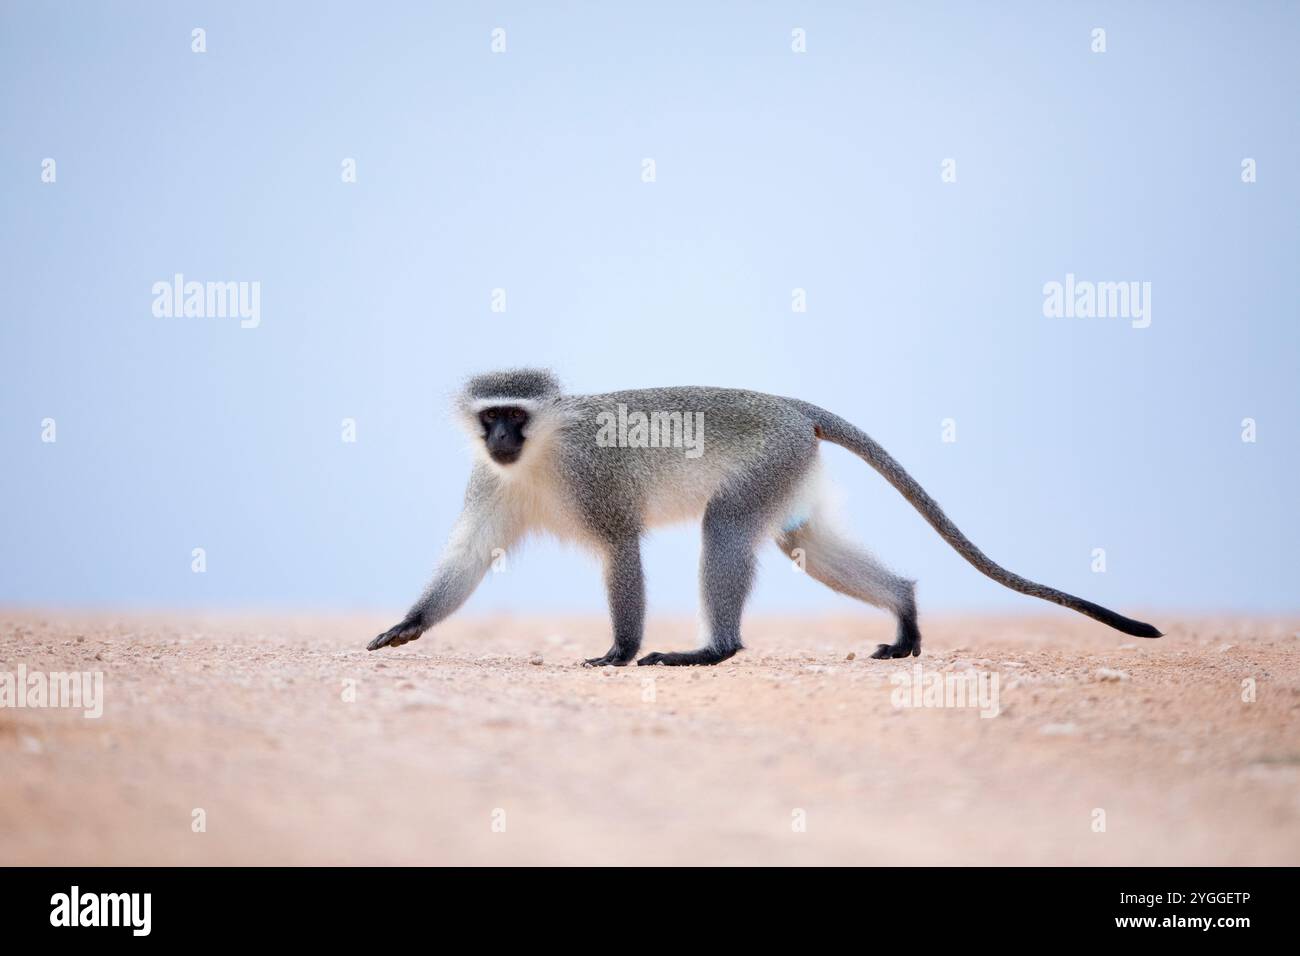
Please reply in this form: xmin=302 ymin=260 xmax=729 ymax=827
xmin=480 ymin=405 xmax=529 ymax=465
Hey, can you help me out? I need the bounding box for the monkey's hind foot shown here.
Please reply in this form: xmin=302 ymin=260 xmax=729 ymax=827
xmin=582 ymin=648 xmax=635 ymax=667
xmin=637 ymin=647 xmax=739 ymax=667
xmin=870 ymin=642 xmax=920 ymax=659
xmin=870 ymin=614 xmax=921 ymax=659
xmin=367 ymin=617 xmax=426 ymax=651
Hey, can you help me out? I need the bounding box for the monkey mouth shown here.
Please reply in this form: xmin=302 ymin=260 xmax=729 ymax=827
xmin=489 ymin=448 xmax=523 ymax=465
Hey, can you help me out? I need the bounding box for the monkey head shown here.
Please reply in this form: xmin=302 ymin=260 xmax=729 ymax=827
xmin=457 ymin=368 xmax=562 ymax=469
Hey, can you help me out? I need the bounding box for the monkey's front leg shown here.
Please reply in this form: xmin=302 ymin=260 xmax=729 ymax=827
xmin=368 ymin=474 xmax=516 ymax=651
xmin=366 ymin=548 xmax=490 ymax=651
xmin=583 ymin=536 xmax=645 ymax=667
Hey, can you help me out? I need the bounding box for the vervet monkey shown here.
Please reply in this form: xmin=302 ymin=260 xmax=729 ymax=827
xmin=368 ymin=369 xmax=1160 ymax=665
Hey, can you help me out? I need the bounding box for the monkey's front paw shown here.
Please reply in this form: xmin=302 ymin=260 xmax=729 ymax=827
xmin=367 ymin=619 xmax=426 ymax=651
xmin=870 ymin=642 xmax=920 ymax=659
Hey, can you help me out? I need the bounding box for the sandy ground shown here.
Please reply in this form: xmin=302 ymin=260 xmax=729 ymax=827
xmin=1 ymin=610 xmax=1298 ymax=866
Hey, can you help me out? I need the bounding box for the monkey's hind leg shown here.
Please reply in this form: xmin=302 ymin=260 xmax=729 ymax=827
xmin=638 ymin=499 xmax=764 ymax=667
xmin=776 ymin=520 xmax=921 ymax=659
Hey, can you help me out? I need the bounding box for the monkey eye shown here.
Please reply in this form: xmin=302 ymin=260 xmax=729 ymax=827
xmin=509 ymin=408 xmax=527 ymax=422
xmin=483 ymin=409 xmax=498 ymax=422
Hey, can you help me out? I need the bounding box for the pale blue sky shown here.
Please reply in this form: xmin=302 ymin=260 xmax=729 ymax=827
xmin=2 ymin=2 xmax=1296 ymax=617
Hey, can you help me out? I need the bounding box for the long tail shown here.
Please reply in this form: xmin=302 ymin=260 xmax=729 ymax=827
xmin=791 ymin=400 xmax=1161 ymax=638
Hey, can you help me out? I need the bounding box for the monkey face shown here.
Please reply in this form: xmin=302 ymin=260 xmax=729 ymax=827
xmin=479 ymin=405 xmax=530 ymax=465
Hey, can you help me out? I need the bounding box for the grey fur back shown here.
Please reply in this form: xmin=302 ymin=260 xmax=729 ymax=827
xmin=548 ymin=386 xmax=816 ymax=537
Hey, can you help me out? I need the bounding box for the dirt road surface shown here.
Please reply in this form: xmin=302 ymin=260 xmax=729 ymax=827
xmin=2 ymin=611 xmax=1297 ymax=865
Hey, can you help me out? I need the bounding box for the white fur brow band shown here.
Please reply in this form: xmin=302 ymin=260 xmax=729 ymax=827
xmin=468 ymin=397 xmax=543 ymax=413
